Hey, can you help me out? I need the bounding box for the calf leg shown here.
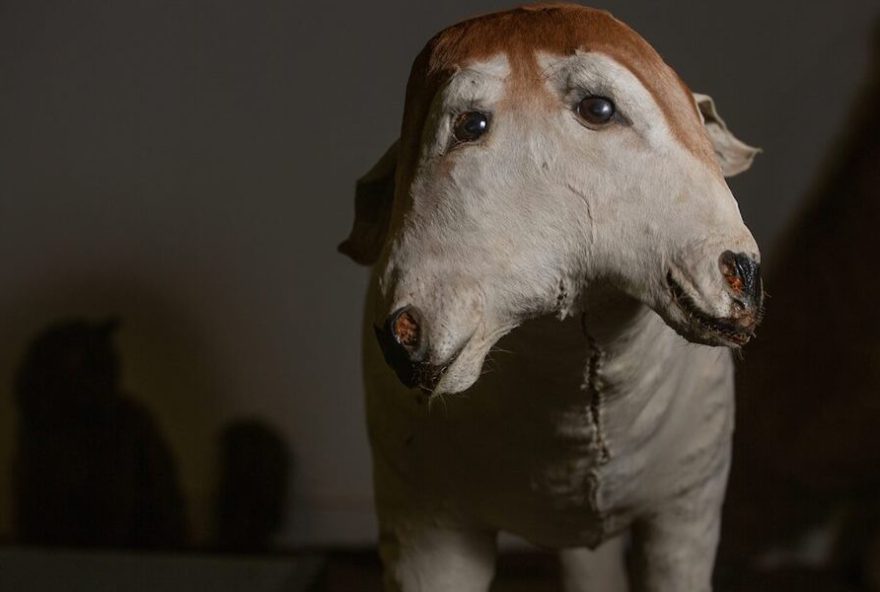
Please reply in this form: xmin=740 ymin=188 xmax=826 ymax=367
xmin=379 ymin=523 xmax=497 ymax=592
xmin=560 ymin=534 xmax=629 ymax=592
xmin=629 ymin=476 xmax=727 ymax=592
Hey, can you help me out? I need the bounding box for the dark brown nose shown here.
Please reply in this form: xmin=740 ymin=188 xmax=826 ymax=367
xmin=374 ymin=306 xmax=432 ymax=389
xmin=719 ymin=251 xmax=763 ymax=309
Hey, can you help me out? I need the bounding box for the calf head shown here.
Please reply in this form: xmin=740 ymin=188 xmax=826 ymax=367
xmin=340 ymin=4 xmax=763 ymax=394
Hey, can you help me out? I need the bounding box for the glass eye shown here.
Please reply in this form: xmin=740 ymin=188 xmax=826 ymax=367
xmin=577 ymin=96 xmax=615 ymax=125
xmin=452 ymin=111 xmax=490 ymax=143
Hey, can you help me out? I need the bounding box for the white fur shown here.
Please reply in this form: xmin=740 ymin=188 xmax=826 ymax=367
xmin=362 ymin=50 xmax=759 ymax=591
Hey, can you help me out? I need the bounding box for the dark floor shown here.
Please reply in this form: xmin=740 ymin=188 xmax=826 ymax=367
xmin=317 ymin=550 xmax=866 ymax=591
xmin=0 ymin=545 xmax=865 ymax=591
xmin=317 ymin=550 xmax=560 ymax=592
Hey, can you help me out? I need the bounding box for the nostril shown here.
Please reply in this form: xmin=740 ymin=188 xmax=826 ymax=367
xmin=719 ymin=251 xmax=743 ymax=292
xmin=719 ymin=251 xmax=761 ymax=300
xmin=374 ymin=306 xmax=432 ymax=389
xmin=390 ymin=306 xmax=422 ymax=351
xmin=734 ymin=253 xmax=758 ymax=282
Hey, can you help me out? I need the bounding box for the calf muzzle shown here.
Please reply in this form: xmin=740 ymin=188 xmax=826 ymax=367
xmin=374 ymin=306 xmax=450 ymax=391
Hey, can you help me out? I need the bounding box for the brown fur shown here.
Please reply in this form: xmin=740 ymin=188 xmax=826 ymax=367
xmin=395 ymin=3 xmax=718 ymax=203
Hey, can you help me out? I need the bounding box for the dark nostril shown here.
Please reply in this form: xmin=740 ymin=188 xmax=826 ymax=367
xmin=374 ymin=306 xmax=429 ymax=388
xmin=389 ymin=306 xmax=422 ymax=352
xmin=719 ymin=251 xmax=761 ymax=302
xmin=733 ymin=253 xmax=758 ymax=283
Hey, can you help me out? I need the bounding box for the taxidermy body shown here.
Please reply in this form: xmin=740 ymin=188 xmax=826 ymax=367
xmin=340 ymin=4 xmax=763 ymax=590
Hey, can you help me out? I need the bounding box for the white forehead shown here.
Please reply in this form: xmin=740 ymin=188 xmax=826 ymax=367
xmin=440 ymin=54 xmax=511 ymax=108
xmin=538 ymin=51 xmax=647 ymax=99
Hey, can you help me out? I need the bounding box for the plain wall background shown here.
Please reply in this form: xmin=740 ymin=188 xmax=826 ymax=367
xmin=1 ymin=0 xmax=878 ymax=546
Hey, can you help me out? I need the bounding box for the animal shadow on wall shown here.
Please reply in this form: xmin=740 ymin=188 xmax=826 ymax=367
xmin=12 ymin=317 xmax=187 ymax=549
xmin=213 ymin=419 xmax=290 ymax=552
xmin=719 ymin=19 xmax=880 ymax=592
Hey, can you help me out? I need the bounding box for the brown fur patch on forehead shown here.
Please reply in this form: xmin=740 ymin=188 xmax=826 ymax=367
xmin=396 ymin=3 xmax=718 ymax=181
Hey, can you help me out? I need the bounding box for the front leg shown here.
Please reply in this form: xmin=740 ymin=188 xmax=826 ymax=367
xmin=379 ymin=522 xmax=497 ymax=592
xmin=560 ymin=534 xmax=630 ymax=592
xmin=629 ymin=475 xmax=727 ymax=592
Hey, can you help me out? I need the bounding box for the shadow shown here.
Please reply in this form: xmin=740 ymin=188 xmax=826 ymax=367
xmin=12 ymin=317 xmax=187 ymax=549
xmin=0 ymin=273 xmax=233 ymax=549
xmin=213 ymin=419 xmax=290 ymax=552
xmin=719 ymin=17 xmax=880 ymax=591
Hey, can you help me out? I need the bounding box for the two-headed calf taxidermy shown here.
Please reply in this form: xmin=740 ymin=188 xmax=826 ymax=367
xmin=340 ymin=4 xmax=763 ymax=591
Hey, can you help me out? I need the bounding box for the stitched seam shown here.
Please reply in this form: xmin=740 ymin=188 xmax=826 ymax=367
xmin=581 ymin=314 xmax=611 ymax=465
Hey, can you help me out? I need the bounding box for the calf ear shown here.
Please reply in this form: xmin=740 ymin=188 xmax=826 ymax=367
xmin=338 ymin=140 xmax=399 ymax=265
xmin=693 ymin=93 xmax=761 ymax=177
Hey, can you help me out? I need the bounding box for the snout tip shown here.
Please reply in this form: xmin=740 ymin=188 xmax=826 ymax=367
xmin=374 ymin=306 xmax=460 ymax=392
xmin=667 ymin=270 xmax=764 ymax=349
xmin=719 ymin=250 xmax=763 ymax=310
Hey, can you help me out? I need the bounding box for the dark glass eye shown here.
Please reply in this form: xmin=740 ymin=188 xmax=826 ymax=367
xmin=577 ymin=96 xmax=615 ymax=125
xmin=452 ymin=111 xmax=490 ymax=143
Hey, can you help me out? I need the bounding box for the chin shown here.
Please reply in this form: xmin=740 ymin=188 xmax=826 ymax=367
xmin=431 ymin=349 xmax=485 ymax=395
xmin=662 ymin=274 xmax=759 ymax=349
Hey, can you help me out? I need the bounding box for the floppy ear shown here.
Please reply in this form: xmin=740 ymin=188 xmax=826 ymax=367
xmin=338 ymin=140 xmax=399 ymax=265
xmin=693 ymin=93 xmax=761 ymax=177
